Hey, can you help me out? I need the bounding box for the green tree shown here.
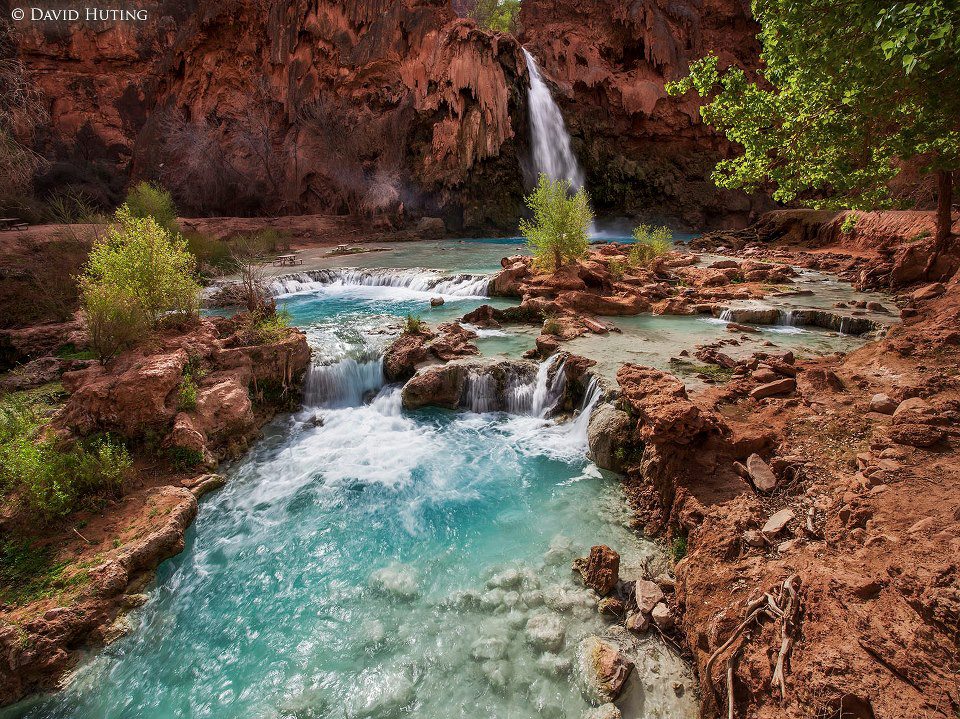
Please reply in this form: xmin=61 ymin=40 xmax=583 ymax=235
xmin=520 ymin=174 xmax=593 ymax=272
xmin=629 ymin=224 xmax=673 ymax=268
xmin=667 ymin=0 xmax=959 ymax=274
xmin=80 ymin=205 xmax=200 ymax=360
xmin=472 ymin=0 xmax=520 ymax=33
xmin=125 ymin=181 xmax=179 ymax=233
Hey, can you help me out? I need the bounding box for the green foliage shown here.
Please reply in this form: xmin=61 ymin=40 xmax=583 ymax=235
xmin=251 ymin=308 xmax=292 ymax=344
xmin=80 ymin=205 xmax=200 ymax=361
xmin=666 ymin=1 xmax=960 ymax=213
xmin=178 ymin=374 xmax=198 ymax=411
xmin=840 ymin=213 xmax=858 ymax=235
xmin=403 ymin=314 xmax=426 ymax=335
xmin=44 ymin=189 xmax=104 ymax=225
xmin=608 ymin=258 xmax=626 ymax=280
xmin=54 ymin=343 xmax=96 ymax=361
xmin=125 ymin=181 xmax=179 ymax=233
xmin=670 ymin=535 xmax=688 ymax=563
xmin=0 ymin=539 xmax=88 ymax=606
xmin=542 ymin=315 xmax=562 ymax=336
xmin=0 ymin=387 xmax=131 ymax=522
xmin=184 ymin=232 xmax=233 ymax=275
xmin=168 ymin=446 xmax=203 ymax=471
xmin=628 ymin=224 xmax=673 ymax=268
xmin=520 ymin=174 xmax=594 ymax=272
xmin=472 ymin=0 xmax=520 ymax=33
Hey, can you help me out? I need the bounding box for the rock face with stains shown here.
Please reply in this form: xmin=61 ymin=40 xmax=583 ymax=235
xmin=12 ymin=0 xmax=771 ymax=230
xmin=518 ymin=0 xmax=773 ymax=227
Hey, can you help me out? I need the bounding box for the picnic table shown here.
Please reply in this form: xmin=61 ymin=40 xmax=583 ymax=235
xmin=0 ymin=218 xmax=28 ymax=231
xmin=272 ymin=253 xmax=303 ymax=267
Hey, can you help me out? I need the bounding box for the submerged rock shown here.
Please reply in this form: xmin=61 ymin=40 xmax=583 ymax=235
xmin=583 ymin=703 xmax=622 ymax=719
xmin=576 ymin=636 xmax=635 ymax=703
xmin=525 ymin=613 xmax=566 ymax=652
xmin=587 ymin=404 xmax=633 ymax=472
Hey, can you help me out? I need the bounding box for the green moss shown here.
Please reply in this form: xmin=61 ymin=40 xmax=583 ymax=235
xmin=0 ymin=540 xmax=89 ymax=606
xmin=670 ymin=535 xmax=688 ymax=563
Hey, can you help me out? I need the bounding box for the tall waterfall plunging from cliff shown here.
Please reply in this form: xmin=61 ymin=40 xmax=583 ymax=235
xmin=522 ymin=48 xmax=585 ymax=189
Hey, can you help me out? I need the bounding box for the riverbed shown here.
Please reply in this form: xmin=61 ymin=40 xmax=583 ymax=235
xmin=8 ymin=238 xmax=893 ymax=719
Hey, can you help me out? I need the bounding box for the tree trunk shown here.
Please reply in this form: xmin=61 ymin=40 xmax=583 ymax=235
xmin=925 ymin=169 xmax=954 ymax=277
xmin=554 ymin=246 xmax=562 ymax=272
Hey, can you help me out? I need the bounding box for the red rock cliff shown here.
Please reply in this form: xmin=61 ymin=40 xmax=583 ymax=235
xmin=13 ymin=0 xmax=770 ymax=230
xmin=13 ymin=1 xmax=530 ymax=230
xmin=519 ymin=0 xmax=771 ymax=228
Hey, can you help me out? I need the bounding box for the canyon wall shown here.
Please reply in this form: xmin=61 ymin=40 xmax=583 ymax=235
xmin=519 ymin=0 xmax=771 ymax=228
xmin=13 ymin=0 xmax=769 ymax=230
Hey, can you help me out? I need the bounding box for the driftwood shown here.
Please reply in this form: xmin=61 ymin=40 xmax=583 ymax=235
xmin=706 ymin=574 xmax=803 ymax=717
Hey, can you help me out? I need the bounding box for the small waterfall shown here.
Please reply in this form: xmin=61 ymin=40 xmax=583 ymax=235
xmin=523 ymin=49 xmax=585 ymax=189
xmin=778 ymin=309 xmax=796 ymax=326
xmin=718 ymin=308 xmax=734 ymax=322
xmin=564 ymin=376 xmax=603 ymax=445
xmin=304 ymin=357 xmax=386 ymax=408
xmin=462 ymin=356 xmax=567 ymax=416
xmin=529 ymin=354 xmax=567 ymax=417
xmin=269 ymin=269 xmax=490 ymax=298
xmin=462 ymin=370 xmax=500 ymax=414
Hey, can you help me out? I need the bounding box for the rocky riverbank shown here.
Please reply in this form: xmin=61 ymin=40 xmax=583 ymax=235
xmin=0 ymin=315 xmax=311 ymax=705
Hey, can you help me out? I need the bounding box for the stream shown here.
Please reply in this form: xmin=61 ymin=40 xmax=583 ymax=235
xmin=9 ymin=238 xmax=894 ymax=719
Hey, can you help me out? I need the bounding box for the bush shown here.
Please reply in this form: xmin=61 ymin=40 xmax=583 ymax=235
xmin=670 ymin=535 xmax=688 ymax=563
xmin=840 ymin=212 xmax=858 ymax=235
xmin=251 ymin=308 xmax=292 ymax=344
xmin=628 ymin=224 xmax=673 ymax=268
xmin=80 ymin=205 xmax=200 ymax=360
xmin=403 ymin=314 xmax=426 ymax=334
xmin=125 ymin=181 xmax=179 ymax=233
xmin=542 ymin=315 xmax=563 ymax=336
xmin=520 ymin=173 xmax=594 ymax=272
xmin=184 ymin=231 xmax=233 ymax=275
xmin=0 ymin=389 xmax=131 ymax=522
xmin=178 ymin=374 xmax=198 ymax=411
xmin=608 ymin=258 xmax=626 ymax=280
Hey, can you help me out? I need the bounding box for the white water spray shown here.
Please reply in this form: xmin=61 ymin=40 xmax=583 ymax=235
xmin=269 ymin=268 xmax=490 ymax=299
xmin=523 ymin=48 xmax=585 ymax=189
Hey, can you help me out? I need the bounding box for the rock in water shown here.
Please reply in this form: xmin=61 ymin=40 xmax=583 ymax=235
xmin=573 ymin=546 xmax=620 ymax=596
xmin=746 ymin=453 xmax=778 ymax=493
xmin=430 ymin=297 xmax=444 ymax=307
xmin=576 ymin=636 xmax=634 ymax=703
xmin=525 ymin=613 xmax=566 ymax=652
xmin=583 ymin=704 xmax=622 ymax=719
xmin=587 ymin=404 xmax=633 ymax=472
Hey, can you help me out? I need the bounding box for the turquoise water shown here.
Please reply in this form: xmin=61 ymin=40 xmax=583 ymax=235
xmin=9 ymin=270 xmax=697 ymax=719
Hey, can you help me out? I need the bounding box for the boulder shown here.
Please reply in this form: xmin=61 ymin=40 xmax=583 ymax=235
xmin=576 ymin=637 xmax=634 ymax=703
xmin=573 ymin=545 xmax=620 ymax=596
xmin=383 ymin=333 xmax=432 ymax=382
xmin=616 ymin=365 xmax=710 ymax=445
xmin=587 ymin=404 xmax=633 ymax=472
xmin=525 ymin=614 xmax=566 ymax=652
xmin=489 ymin=259 xmax=530 ymax=297
xmin=892 ymin=397 xmax=937 ymax=423
xmin=746 ymin=454 xmax=778 ymax=493
xmin=911 ymin=283 xmax=945 ymax=302
xmin=869 ymin=393 xmax=897 ymax=414
xmin=651 ymin=602 xmax=674 ymax=629
xmin=633 ymin=579 xmax=664 ymax=615
xmin=889 ymin=423 xmax=946 ymax=448
xmin=750 ymin=378 xmax=796 ymax=400
xmin=761 ymin=508 xmax=795 ymax=539
xmin=583 ymin=704 xmax=622 ymax=719
xmin=430 ymin=297 xmax=444 ymax=307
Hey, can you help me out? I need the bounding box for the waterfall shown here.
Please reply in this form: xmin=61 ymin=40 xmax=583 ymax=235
xmin=718 ymin=308 xmax=734 ymax=322
xmin=778 ymin=309 xmax=796 ymax=326
xmin=269 ymin=269 xmax=490 ymax=298
xmin=304 ymin=357 xmax=386 ymax=408
xmin=462 ymin=356 xmax=567 ymax=416
xmin=557 ymin=375 xmax=603 ymax=449
xmin=522 ymin=48 xmax=585 ymax=189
